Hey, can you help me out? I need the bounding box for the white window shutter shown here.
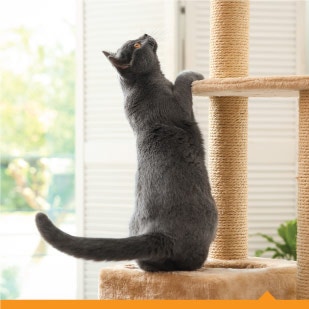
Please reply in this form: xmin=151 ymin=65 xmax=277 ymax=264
xmin=184 ymin=0 xmax=211 ymax=136
xmin=78 ymin=0 xmax=179 ymax=299
xmin=184 ymin=0 xmax=300 ymax=257
xmin=247 ymin=1 xmax=299 ymax=255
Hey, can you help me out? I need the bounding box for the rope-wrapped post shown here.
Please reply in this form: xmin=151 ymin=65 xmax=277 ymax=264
xmin=297 ymin=90 xmax=309 ymax=299
xmin=209 ymin=0 xmax=250 ymax=259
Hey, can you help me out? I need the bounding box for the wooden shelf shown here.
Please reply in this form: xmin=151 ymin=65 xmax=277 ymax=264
xmin=192 ymin=75 xmax=309 ymax=97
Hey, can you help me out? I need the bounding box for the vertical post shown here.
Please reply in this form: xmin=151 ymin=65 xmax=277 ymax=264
xmin=209 ymin=0 xmax=249 ymax=259
xmin=297 ymin=90 xmax=309 ymax=299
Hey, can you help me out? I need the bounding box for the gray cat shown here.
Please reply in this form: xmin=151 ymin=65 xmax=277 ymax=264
xmin=35 ymin=34 xmax=217 ymax=272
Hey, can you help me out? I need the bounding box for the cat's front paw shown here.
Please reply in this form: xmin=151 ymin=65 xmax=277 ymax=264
xmin=190 ymin=72 xmax=204 ymax=82
xmin=177 ymin=70 xmax=204 ymax=84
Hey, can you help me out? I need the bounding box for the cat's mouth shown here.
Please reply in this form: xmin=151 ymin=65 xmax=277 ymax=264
xmin=102 ymin=51 xmax=130 ymax=70
xmin=147 ymin=37 xmax=157 ymax=52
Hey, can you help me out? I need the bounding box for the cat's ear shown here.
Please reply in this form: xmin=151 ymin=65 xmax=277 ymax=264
xmin=102 ymin=51 xmax=130 ymax=70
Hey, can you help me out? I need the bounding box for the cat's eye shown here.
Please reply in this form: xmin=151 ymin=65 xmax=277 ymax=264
xmin=134 ymin=42 xmax=141 ymax=49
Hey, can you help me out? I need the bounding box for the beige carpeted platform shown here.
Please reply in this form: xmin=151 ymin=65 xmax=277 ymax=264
xmin=192 ymin=76 xmax=309 ymax=97
xmin=99 ymin=258 xmax=296 ymax=300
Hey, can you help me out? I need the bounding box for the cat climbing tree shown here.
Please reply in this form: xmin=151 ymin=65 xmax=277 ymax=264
xmin=99 ymin=0 xmax=309 ymax=299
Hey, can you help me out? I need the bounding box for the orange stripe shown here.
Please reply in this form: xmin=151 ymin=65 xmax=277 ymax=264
xmin=1 ymin=297 xmax=309 ymax=309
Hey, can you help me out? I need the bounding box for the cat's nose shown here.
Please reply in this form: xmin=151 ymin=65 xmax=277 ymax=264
xmin=143 ymin=34 xmax=149 ymax=38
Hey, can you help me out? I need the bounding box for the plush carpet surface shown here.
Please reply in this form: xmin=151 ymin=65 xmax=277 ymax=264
xmin=99 ymin=257 xmax=296 ymax=300
xmin=192 ymin=75 xmax=309 ymax=97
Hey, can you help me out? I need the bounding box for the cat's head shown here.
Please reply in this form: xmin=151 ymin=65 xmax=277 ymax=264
xmin=103 ymin=34 xmax=159 ymax=77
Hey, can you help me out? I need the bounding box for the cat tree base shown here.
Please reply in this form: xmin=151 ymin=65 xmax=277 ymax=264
xmin=99 ymin=257 xmax=296 ymax=300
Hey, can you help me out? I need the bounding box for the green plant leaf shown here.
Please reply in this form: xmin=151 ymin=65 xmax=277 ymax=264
xmin=256 ymin=233 xmax=276 ymax=244
xmin=255 ymin=219 xmax=297 ymax=261
xmin=256 ymin=233 xmax=284 ymax=248
xmin=273 ymin=252 xmax=285 ymax=259
xmin=255 ymin=247 xmax=282 ymax=258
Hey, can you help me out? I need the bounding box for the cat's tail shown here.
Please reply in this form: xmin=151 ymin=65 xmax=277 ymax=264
xmin=35 ymin=213 xmax=174 ymax=261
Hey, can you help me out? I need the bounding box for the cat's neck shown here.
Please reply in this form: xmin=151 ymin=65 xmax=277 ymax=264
xmin=120 ymin=68 xmax=167 ymax=88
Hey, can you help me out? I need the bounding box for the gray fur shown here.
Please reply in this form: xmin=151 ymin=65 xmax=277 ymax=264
xmin=35 ymin=34 xmax=217 ymax=272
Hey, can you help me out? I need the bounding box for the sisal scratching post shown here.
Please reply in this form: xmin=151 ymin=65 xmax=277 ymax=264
xmin=297 ymin=90 xmax=309 ymax=299
xmin=209 ymin=0 xmax=249 ymax=259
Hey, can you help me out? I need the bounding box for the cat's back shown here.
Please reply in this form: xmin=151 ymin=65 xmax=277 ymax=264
xmin=134 ymin=120 xmax=216 ymax=246
xmin=136 ymin=120 xmax=211 ymax=210
xmin=138 ymin=120 xmax=205 ymax=166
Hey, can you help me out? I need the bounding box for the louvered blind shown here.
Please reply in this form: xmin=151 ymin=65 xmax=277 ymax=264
xmin=80 ymin=0 xmax=178 ymax=299
xmin=185 ymin=0 xmax=299 ymax=257
xmin=247 ymin=0 xmax=298 ymax=255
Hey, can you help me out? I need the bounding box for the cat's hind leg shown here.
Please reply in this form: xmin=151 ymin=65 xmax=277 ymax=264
xmin=137 ymin=253 xmax=206 ymax=272
xmin=137 ymin=259 xmax=181 ymax=272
